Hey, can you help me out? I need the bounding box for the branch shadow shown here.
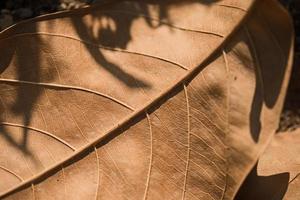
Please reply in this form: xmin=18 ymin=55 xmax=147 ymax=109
xmin=70 ymin=0 xmax=222 ymax=88
xmin=0 ymin=24 xmax=42 ymax=156
xmin=70 ymin=10 xmax=151 ymax=88
xmin=247 ymin=9 xmax=292 ymax=142
xmin=0 ymin=0 xmax=219 ymax=157
xmin=235 ymin=164 xmax=290 ymax=200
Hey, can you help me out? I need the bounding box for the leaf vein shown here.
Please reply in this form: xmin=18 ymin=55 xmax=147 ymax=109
xmin=181 ymin=84 xmax=191 ymax=200
xmin=0 ymin=122 xmax=76 ymax=151
xmin=143 ymin=113 xmax=153 ymax=200
xmin=0 ymin=78 xmax=134 ymax=111
xmin=2 ymin=32 xmax=189 ymax=71
xmin=0 ymin=166 xmax=23 ymax=182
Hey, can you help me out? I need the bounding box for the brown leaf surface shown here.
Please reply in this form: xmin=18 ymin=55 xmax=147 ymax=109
xmin=235 ymin=129 xmax=300 ymax=200
xmin=0 ymin=0 xmax=293 ymax=199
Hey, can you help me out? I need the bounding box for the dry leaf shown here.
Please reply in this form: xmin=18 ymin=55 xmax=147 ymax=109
xmin=0 ymin=0 xmax=294 ymax=199
xmin=235 ymin=129 xmax=300 ymax=200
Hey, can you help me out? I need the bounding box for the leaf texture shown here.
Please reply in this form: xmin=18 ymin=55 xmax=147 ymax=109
xmin=0 ymin=0 xmax=293 ymax=199
xmin=235 ymin=129 xmax=300 ymax=200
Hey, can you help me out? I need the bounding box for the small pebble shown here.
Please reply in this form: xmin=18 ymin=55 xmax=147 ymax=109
xmin=59 ymin=3 xmax=68 ymax=10
xmin=1 ymin=9 xmax=10 ymax=15
xmin=13 ymin=8 xmax=33 ymax=19
xmin=0 ymin=14 xmax=13 ymax=30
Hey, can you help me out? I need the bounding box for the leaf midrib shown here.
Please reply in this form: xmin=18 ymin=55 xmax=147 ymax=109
xmin=0 ymin=0 xmax=257 ymax=197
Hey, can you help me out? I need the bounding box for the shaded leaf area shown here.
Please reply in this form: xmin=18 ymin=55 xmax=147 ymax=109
xmin=0 ymin=0 xmax=229 ymax=166
xmin=235 ymin=164 xmax=290 ymax=200
xmin=236 ymin=129 xmax=300 ymax=200
xmin=0 ymin=1 xmax=298 ymax=133
xmin=0 ymin=0 xmax=294 ymax=200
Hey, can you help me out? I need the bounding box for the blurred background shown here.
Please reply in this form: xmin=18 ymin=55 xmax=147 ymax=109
xmin=0 ymin=0 xmax=299 ymax=132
